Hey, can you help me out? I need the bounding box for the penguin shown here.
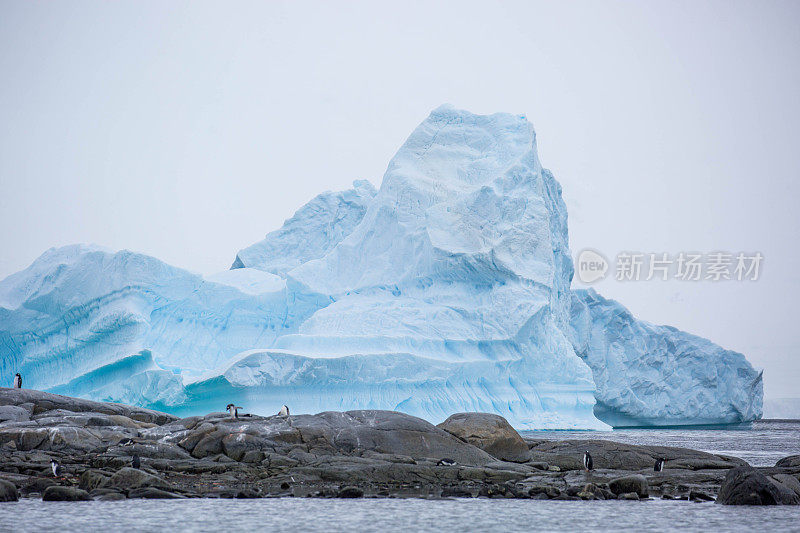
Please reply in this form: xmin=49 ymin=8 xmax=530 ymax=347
xmin=118 ymin=437 xmax=134 ymax=446
xmin=654 ymin=457 xmax=665 ymax=472
xmin=132 ymin=454 xmax=141 ymax=469
xmin=51 ymin=459 xmax=63 ymax=478
xmin=437 ymin=458 xmax=457 ymax=466
xmin=13 ymin=373 xmax=22 ymax=389
xmin=278 ymin=405 xmax=290 ymax=417
xmin=583 ymin=451 xmax=593 ymax=471
xmin=226 ymin=404 xmax=240 ymax=419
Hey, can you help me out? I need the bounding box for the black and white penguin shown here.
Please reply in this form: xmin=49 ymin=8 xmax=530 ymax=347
xmin=51 ymin=459 xmax=63 ymax=478
xmin=583 ymin=451 xmax=593 ymax=471
xmin=132 ymin=455 xmax=141 ymax=469
xmin=226 ymin=404 xmax=240 ymax=419
xmin=437 ymin=458 xmax=457 ymax=466
xmin=13 ymin=373 xmax=22 ymax=389
xmin=118 ymin=437 xmax=134 ymax=446
xmin=654 ymin=457 xmax=665 ymax=472
xmin=278 ymin=405 xmax=290 ymax=417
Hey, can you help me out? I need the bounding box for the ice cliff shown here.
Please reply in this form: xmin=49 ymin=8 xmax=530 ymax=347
xmin=570 ymin=289 xmax=763 ymax=426
xmin=0 ymin=105 xmax=763 ymax=428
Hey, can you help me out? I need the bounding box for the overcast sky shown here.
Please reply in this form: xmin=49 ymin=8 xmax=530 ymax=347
xmin=1 ymin=1 xmax=798 ymax=399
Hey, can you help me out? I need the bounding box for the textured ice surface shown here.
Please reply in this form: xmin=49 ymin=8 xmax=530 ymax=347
xmin=0 ymin=106 xmax=763 ymax=428
xmin=570 ymin=288 xmax=763 ymax=426
xmin=231 ymin=179 xmax=376 ymax=275
xmin=0 ymin=245 xmax=319 ymax=407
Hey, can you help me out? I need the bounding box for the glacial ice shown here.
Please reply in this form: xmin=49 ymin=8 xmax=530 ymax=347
xmin=0 ymin=105 xmax=763 ymax=428
xmin=570 ymin=289 xmax=763 ymax=426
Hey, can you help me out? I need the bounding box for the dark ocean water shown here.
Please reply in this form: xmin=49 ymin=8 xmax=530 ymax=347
xmin=3 ymin=421 xmax=798 ymax=532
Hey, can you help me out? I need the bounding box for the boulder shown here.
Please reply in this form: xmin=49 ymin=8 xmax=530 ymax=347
xmin=437 ymin=413 xmax=530 ymax=462
xmin=106 ymin=467 xmax=170 ymax=490
xmin=776 ymin=455 xmax=800 ymax=468
xmin=0 ymin=480 xmax=18 ymax=502
xmin=771 ymin=474 xmax=800 ymax=497
xmin=608 ymin=475 xmax=649 ymax=498
xmin=42 ymin=486 xmax=91 ymax=501
xmin=716 ymin=466 xmax=800 ymax=505
xmin=337 ymin=486 xmax=364 ymax=498
xmin=127 ymin=487 xmax=185 ymax=499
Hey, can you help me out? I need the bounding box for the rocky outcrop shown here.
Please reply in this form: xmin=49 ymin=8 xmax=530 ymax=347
xmin=716 ymin=466 xmax=800 ymax=505
xmin=0 ymin=479 xmax=18 ymax=502
xmin=437 ymin=413 xmax=531 ymax=463
xmin=0 ymin=388 xmax=774 ymax=502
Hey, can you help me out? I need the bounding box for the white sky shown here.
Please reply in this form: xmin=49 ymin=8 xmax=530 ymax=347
xmin=1 ymin=1 xmax=798 ymax=399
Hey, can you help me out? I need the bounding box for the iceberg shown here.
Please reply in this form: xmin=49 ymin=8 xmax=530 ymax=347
xmin=570 ymin=289 xmax=763 ymax=426
xmin=0 ymin=105 xmax=763 ymax=429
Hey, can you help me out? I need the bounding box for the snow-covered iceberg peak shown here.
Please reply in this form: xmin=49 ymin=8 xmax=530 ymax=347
xmin=217 ymin=105 xmax=603 ymax=429
xmin=231 ymin=179 xmax=377 ymax=275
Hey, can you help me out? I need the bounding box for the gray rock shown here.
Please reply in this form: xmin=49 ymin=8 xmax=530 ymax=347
xmin=0 ymin=388 xmax=176 ymax=425
xmin=0 ymin=405 xmax=30 ymax=423
xmin=771 ymin=474 xmax=800 ymax=497
xmin=42 ymin=486 xmax=91 ymax=501
xmin=96 ymin=492 xmax=127 ymax=501
xmin=79 ymin=469 xmax=111 ymax=491
xmin=618 ymin=492 xmax=640 ymax=500
xmin=128 ymin=487 xmax=185 ymax=499
xmin=107 ymin=467 xmax=170 ymax=490
xmin=776 ymin=455 xmax=800 ymax=468
xmin=337 ymin=486 xmax=364 ymax=498
xmin=609 ymin=475 xmax=649 ymax=498
xmin=0 ymin=479 xmax=18 ymax=502
xmin=717 ymin=466 xmax=800 ymax=505
xmin=437 ymin=413 xmax=530 ymax=463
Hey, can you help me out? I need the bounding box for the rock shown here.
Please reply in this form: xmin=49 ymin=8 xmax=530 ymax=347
xmin=42 ymin=486 xmax=91 ymax=501
xmin=96 ymin=492 xmax=127 ymax=501
xmin=771 ymin=474 xmax=800 ymax=497
xmin=776 ymin=455 xmax=800 ymax=468
xmin=0 ymin=405 xmax=30 ymax=423
xmin=337 ymin=486 xmax=364 ymax=498
xmin=525 ymin=438 xmax=746 ymax=471
xmin=717 ymin=466 xmax=800 ymax=505
xmin=22 ymin=477 xmax=57 ymax=495
xmin=689 ymin=490 xmax=715 ymax=502
xmin=609 ymin=475 xmax=649 ymax=498
xmin=619 ymin=492 xmax=640 ymax=500
xmin=0 ymin=479 xmax=18 ymax=502
xmin=191 ymin=430 xmax=226 ymax=459
xmin=128 ymin=487 xmax=185 ymax=499
xmin=528 ymin=485 xmax=560 ymax=499
xmin=222 ymin=433 xmax=269 ymax=461
xmin=107 ymin=467 xmax=170 ymax=490
xmin=0 ymin=388 xmax=176 ymax=425
xmin=79 ymin=469 xmax=111 ymax=491
xmin=437 ymin=413 xmax=530 ymax=462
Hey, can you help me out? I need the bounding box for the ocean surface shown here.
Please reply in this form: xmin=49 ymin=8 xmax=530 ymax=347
xmin=3 ymin=420 xmax=799 ymax=533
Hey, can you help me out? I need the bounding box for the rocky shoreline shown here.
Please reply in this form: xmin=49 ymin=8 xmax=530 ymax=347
xmin=1 ymin=388 xmax=798 ymax=505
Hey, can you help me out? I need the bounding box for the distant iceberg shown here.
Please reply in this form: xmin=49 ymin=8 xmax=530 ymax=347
xmin=0 ymin=106 xmax=763 ymax=429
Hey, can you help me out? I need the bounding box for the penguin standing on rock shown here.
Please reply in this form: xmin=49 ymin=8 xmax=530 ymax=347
xmin=654 ymin=457 xmax=665 ymax=472
xmin=583 ymin=451 xmax=594 ymax=472
xmin=278 ymin=405 xmax=290 ymax=417
xmin=51 ymin=459 xmax=63 ymax=478
xmin=13 ymin=373 xmax=22 ymax=388
xmin=226 ymin=404 xmax=240 ymax=419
